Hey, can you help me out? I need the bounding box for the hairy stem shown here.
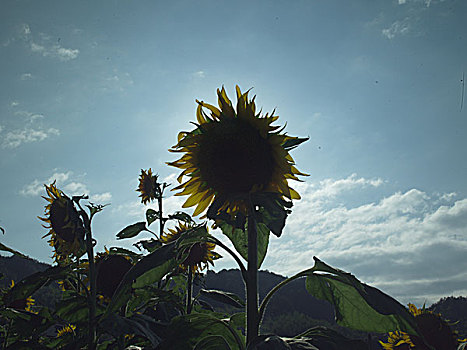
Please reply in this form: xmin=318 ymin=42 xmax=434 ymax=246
xmin=246 ymin=201 xmax=259 ymax=348
xmin=186 ymin=267 xmax=194 ymax=314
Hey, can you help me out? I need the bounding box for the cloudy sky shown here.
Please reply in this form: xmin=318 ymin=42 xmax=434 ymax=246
xmin=1 ymin=0 xmax=466 ymax=306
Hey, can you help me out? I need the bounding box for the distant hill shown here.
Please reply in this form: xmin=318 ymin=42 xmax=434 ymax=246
xmin=1 ymin=255 xmax=465 ymax=340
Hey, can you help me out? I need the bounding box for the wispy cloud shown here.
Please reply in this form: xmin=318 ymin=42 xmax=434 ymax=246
xmin=14 ymin=23 xmax=79 ymax=61
xmin=261 ymin=175 xmax=467 ymax=305
xmin=2 ymin=127 xmax=59 ymax=149
xmin=20 ymin=73 xmax=33 ymax=80
xmin=193 ymin=70 xmax=206 ymax=79
xmin=382 ymin=18 xmax=411 ymax=39
xmin=20 ymin=171 xmax=111 ymax=205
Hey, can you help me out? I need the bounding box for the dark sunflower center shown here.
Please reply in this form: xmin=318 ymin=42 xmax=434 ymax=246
xmin=183 ymin=243 xmax=207 ymax=266
xmin=197 ymin=118 xmax=275 ymax=194
xmin=50 ymin=198 xmax=83 ymax=242
xmin=416 ymin=314 xmax=457 ymax=350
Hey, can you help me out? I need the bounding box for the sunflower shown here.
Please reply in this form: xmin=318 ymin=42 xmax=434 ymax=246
xmin=168 ymin=86 xmax=307 ymax=219
xmin=137 ymin=168 xmax=161 ymax=205
xmin=161 ymin=222 xmax=220 ymax=273
xmin=379 ymin=331 xmax=414 ymax=350
xmin=56 ymin=324 xmax=76 ymax=337
xmin=96 ymin=254 xmax=133 ymax=299
xmin=380 ymin=303 xmax=459 ymax=350
xmin=39 ymin=182 xmax=85 ymax=263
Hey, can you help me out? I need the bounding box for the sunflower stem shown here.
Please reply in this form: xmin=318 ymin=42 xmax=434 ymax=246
xmin=186 ymin=267 xmax=194 ymax=314
xmin=246 ymin=201 xmax=259 ymax=348
xmin=77 ymin=202 xmax=96 ymax=350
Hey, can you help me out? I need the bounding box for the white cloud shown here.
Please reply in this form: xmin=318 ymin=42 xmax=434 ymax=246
xmin=2 ymin=127 xmax=60 ymax=149
xmin=90 ymin=192 xmax=112 ymax=204
xmin=260 ymin=175 xmax=467 ymax=305
xmin=382 ymin=18 xmax=411 ymax=39
xmin=10 ymin=101 xmax=19 ymax=107
xmin=0 ymin=125 xmax=3 ymax=133
xmin=64 ymin=182 xmax=89 ymax=196
xmin=17 ymin=23 xmax=79 ymax=61
xmin=20 ymin=73 xmax=33 ymax=80
xmin=20 ymin=171 xmax=72 ymax=196
xmin=193 ymin=71 xmax=206 ymax=78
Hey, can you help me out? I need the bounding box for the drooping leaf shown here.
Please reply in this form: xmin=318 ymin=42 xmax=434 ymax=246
xmin=116 ymin=222 xmax=148 ymax=239
xmin=252 ymin=192 xmax=292 ymax=238
xmin=0 ymin=242 xmax=28 ymax=259
xmin=105 ymin=242 xmax=177 ymax=315
xmin=146 ymin=208 xmax=160 ymax=226
xmin=305 ymin=257 xmax=418 ymax=334
xmin=156 ymin=313 xmax=244 ymax=350
xmin=218 ymin=220 xmax=269 ymax=268
xmin=200 ymin=289 xmax=245 ymax=308
xmin=55 ymin=295 xmax=89 ymax=323
xmin=134 ymin=238 xmax=162 ymax=253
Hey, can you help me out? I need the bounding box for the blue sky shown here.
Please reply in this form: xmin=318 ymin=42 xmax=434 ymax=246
xmin=1 ymin=0 xmax=466 ymax=305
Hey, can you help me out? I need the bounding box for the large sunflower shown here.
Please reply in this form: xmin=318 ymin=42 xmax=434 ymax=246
xmin=379 ymin=303 xmax=459 ymax=350
xmin=161 ymin=222 xmax=220 ymax=273
xmin=39 ymin=182 xmax=85 ymax=263
xmin=168 ymin=86 xmax=307 ymax=218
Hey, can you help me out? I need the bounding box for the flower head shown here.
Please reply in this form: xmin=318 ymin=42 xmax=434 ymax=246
xmin=168 ymin=86 xmax=307 ymax=219
xmin=39 ymin=182 xmax=85 ymax=262
xmin=137 ymin=168 xmax=161 ymax=204
xmin=161 ymin=222 xmax=220 ymax=273
xmin=57 ymin=324 xmax=76 ymax=337
xmin=96 ymin=254 xmax=133 ymax=299
xmin=380 ymin=303 xmax=459 ymax=350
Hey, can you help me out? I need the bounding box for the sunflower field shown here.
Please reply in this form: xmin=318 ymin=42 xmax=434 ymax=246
xmin=0 ymin=86 xmax=465 ymax=349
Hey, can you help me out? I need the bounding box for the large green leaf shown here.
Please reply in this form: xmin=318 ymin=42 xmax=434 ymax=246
xmin=305 ymin=257 xmax=418 ymax=334
xmin=218 ymin=220 xmax=269 ymax=268
xmin=116 ymin=222 xmax=148 ymax=239
xmin=105 ymin=242 xmax=177 ymax=315
xmin=296 ymin=326 xmax=368 ymax=350
xmin=156 ymin=313 xmax=244 ymax=350
xmin=146 ymin=208 xmax=160 ymax=226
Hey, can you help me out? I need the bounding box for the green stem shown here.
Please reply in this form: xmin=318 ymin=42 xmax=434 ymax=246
xmin=209 ymin=236 xmax=247 ymax=283
xmin=246 ymin=200 xmax=259 ymax=348
xmin=258 ymin=269 xmax=312 ymax=324
xmin=78 ymin=203 xmax=96 ymax=350
xmin=186 ymin=267 xmax=194 ymax=314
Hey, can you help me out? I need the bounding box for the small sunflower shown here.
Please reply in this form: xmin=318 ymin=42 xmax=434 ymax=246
xmin=161 ymin=222 xmax=220 ymax=273
xmin=39 ymin=182 xmax=85 ymax=262
xmin=137 ymin=168 xmax=160 ymax=204
xmin=168 ymin=86 xmax=307 ymax=218
xmin=379 ymin=331 xmax=414 ymax=350
xmin=56 ymin=324 xmax=76 ymax=337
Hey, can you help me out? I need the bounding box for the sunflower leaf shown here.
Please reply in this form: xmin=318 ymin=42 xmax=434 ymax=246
xmin=168 ymin=211 xmax=194 ymax=223
xmin=156 ymin=313 xmax=244 ymax=350
xmin=217 ymin=220 xmax=269 ymax=269
xmin=104 ymin=242 xmax=177 ymax=315
xmin=305 ymin=257 xmax=418 ymax=334
xmin=116 ymin=222 xmax=148 ymax=239
xmin=200 ymin=289 xmax=245 ymax=308
xmin=146 ymin=209 xmax=160 ymax=226
xmin=294 ymin=326 xmax=367 ymax=350
xmin=0 ymin=242 xmax=28 ymax=259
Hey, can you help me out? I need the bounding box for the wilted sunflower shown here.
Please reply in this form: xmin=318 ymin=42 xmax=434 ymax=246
xmin=39 ymin=182 xmax=85 ymax=262
xmin=137 ymin=168 xmax=160 ymax=204
xmin=56 ymin=324 xmax=76 ymax=338
xmin=161 ymin=222 xmax=220 ymax=273
xmin=380 ymin=303 xmax=459 ymax=350
xmin=168 ymin=86 xmax=307 ymax=218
